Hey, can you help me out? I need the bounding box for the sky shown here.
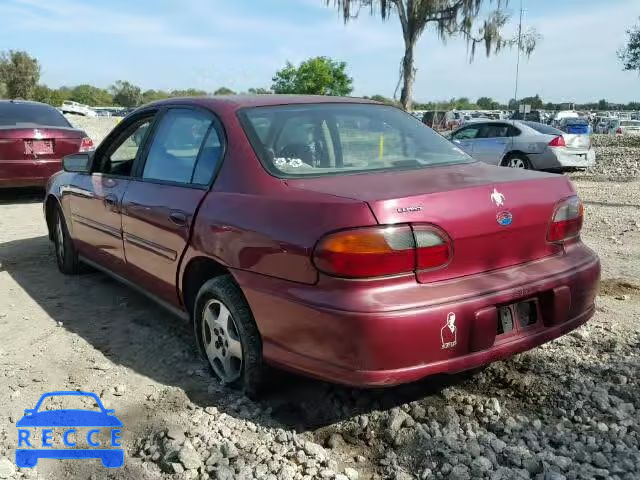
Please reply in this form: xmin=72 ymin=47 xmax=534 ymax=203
xmin=1 ymin=0 xmax=638 ymax=104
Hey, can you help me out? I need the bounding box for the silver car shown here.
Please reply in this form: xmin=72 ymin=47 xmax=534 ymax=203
xmin=448 ymin=120 xmax=596 ymax=170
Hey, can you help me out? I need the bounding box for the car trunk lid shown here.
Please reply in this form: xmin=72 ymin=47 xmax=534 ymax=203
xmin=0 ymin=126 xmax=85 ymax=161
xmin=562 ymin=133 xmax=591 ymax=151
xmin=288 ymin=162 xmax=574 ymax=282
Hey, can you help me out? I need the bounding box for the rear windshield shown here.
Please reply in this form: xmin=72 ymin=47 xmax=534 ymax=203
xmin=563 ymin=118 xmax=589 ymax=125
xmin=0 ymin=102 xmax=71 ymax=127
xmin=522 ymin=121 xmax=563 ymax=136
xmin=239 ymin=104 xmax=473 ymax=177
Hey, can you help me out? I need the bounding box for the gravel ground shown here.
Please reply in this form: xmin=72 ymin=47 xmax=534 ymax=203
xmin=0 ymin=119 xmax=637 ymax=480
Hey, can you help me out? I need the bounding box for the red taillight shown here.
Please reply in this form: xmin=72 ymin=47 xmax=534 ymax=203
xmin=548 ymin=135 xmax=565 ymax=147
xmin=79 ymin=137 xmax=94 ymax=152
xmin=313 ymin=225 xmax=451 ymax=278
xmin=413 ymin=226 xmax=452 ymax=270
xmin=616 ymin=127 xmax=623 ymax=135
xmin=547 ymin=196 xmax=584 ymax=242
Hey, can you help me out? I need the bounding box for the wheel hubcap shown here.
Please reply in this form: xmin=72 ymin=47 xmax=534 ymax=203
xmin=508 ymin=158 xmax=526 ymax=169
xmin=202 ymin=300 xmax=243 ymax=383
xmin=55 ymin=217 xmax=65 ymax=261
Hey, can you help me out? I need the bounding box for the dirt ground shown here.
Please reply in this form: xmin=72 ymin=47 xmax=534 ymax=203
xmin=0 ymin=170 xmax=638 ymax=479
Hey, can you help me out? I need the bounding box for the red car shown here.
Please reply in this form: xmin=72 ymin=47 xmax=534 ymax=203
xmin=0 ymin=100 xmax=93 ymax=188
xmin=44 ymin=96 xmax=600 ymax=394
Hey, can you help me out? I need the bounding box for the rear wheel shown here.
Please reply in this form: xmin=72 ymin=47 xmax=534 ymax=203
xmin=194 ymin=275 xmax=266 ymax=397
xmin=502 ymin=154 xmax=531 ymax=169
xmin=52 ymin=206 xmax=80 ymax=274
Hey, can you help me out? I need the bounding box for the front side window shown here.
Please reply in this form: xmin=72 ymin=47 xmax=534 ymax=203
xmin=452 ymin=126 xmax=481 ymax=140
xmin=142 ymin=109 xmax=214 ymax=184
xmin=239 ymin=104 xmax=472 ymax=177
xmin=97 ymin=118 xmax=153 ymax=176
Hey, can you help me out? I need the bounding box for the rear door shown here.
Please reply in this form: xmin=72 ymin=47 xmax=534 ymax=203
xmin=450 ymin=125 xmax=482 ymax=156
xmin=66 ymin=113 xmax=156 ymax=275
xmin=121 ymin=107 xmax=224 ymax=306
xmin=471 ymin=122 xmax=511 ymax=165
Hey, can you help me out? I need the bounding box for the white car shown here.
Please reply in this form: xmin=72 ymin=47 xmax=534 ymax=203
xmin=60 ymin=100 xmax=97 ymax=117
xmin=610 ymin=119 xmax=640 ymax=136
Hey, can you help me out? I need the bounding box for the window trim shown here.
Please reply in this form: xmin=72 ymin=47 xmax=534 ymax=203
xmin=132 ymin=105 xmax=227 ymax=190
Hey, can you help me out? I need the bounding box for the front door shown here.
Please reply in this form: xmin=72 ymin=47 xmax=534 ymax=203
xmin=121 ymin=108 xmax=224 ymax=306
xmin=450 ymin=124 xmax=482 ymax=157
xmin=67 ymin=115 xmax=156 ymax=274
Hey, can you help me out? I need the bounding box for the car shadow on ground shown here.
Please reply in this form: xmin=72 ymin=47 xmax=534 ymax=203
xmin=0 ymin=187 xmax=44 ymax=205
xmin=0 ymin=234 xmax=477 ymax=432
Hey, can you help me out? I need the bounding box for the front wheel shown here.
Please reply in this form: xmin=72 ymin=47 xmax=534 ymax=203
xmin=53 ymin=206 xmax=80 ymax=274
xmin=194 ymin=275 xmax=266 ymax=397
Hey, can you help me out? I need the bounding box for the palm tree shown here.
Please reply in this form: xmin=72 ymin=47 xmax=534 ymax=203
xmin=325 ymin=0 xmax=538 ymax=111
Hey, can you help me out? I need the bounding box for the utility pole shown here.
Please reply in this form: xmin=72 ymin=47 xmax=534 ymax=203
xmin=514 ymin=0 xmax=523 ymax=107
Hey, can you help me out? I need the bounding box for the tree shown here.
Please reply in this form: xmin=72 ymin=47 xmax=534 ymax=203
xmin=272 ymin=57 xmax=353 ymax=96
xmin=142 ymin=89 xmax=171 ymax=104
xmin=110 ymin=80 xmax=142 ymax=107
xmin=32 ymin=85 xmax=68 ymax=106
xmin=618 ymin=18 xmax=640 ymax=73
xmin=519 ymin=94 xmax=543 ymax=109
xmin=477 ymin=96 xmax=497 ymax=109
xmin=248 ymin=87 xmax=272 ymax=94
xmin=171 ymin=88 xmax=208 ymax=97
xmin=0 ymin=50 xmax=41 ymax=99
xmin=326 ymin=1 xmax=538 ymax=111
xmin=597 ymin=99 xmax=608 ymax=110
xmin=213 ymin=87 xmax=236 ymax=96
xmin=368 ymin=94 xmax=397 ymax=105
xmin=69 ymin=84 xmax=112 ymax=106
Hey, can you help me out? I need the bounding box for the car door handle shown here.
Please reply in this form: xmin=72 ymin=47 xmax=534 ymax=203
xmin=169 ymin=211 xmax=187 ymax=226
xmin=104 ymin=194 xmax=119 ymax=211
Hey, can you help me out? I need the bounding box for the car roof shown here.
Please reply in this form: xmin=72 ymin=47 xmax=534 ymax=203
xmin=147 ymin=95 xmax=378 ymax=111
xmin=0 ymin=99 xmax=56 ymax=107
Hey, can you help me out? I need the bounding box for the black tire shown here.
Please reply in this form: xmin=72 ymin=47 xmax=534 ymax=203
xmin=502 ymin=154 xmax=531 ymax=170
xmin=194 ymin=275 xmax=266 ymax=397
xmin=52 ymin=206 xmax=81 ymax=274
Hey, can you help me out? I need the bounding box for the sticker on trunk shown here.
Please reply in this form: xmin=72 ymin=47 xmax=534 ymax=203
xmin=496 ymin=211 xmax=513 ymax=226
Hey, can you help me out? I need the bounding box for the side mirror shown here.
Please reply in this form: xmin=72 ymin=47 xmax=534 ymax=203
xmin=63 ymin=153 xmax=93 ymax=173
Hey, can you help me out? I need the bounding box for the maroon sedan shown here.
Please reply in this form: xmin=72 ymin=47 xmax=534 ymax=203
xmin=0 ymin=100 xmax=93 ymax=188
xmin=44 ymin=96 xmax=600 ymax=394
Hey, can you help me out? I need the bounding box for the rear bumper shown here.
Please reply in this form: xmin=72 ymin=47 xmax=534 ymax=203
xmin=234 ymin=243 xmax=600 ymax=387
xmin=541 ymin=147 xmax=596 ymax=169
xmin=0 ymin=159 xmax=62 ymax=188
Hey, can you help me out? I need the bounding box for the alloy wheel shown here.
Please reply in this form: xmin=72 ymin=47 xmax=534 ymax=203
xmin=508 ymin=157 xmax=527 ymax=169
xmin=55 ymin=216 xmax=65 ymax=263
xmin=202 ymin=299 xmax=243 ymax=383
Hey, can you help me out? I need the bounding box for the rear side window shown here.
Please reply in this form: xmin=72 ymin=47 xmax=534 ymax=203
xmin=0 ymin=102 xmax=71 ymax=127
xmin=142 ymin=109 xmax=218 ymax=185
xmin=479 ymin=123 xmax=509 ymax=138
xmin=522 ymin=121 xmax=563 ymax=136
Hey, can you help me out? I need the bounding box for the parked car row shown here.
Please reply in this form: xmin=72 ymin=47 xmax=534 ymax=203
xmin=0 ymin=96 xmax=600 ymax=395
xmin=447 ymin=119 xmax=595 ymax=170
